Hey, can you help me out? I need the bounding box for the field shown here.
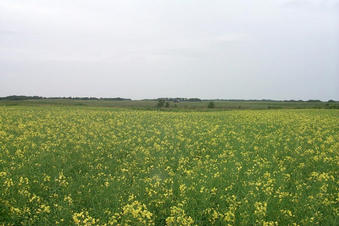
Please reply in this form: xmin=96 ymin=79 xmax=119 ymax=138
xmin=1 ymin=98 xmax=338 ymax=111
xmin=0 ymin=106 xmax=338 ymax=225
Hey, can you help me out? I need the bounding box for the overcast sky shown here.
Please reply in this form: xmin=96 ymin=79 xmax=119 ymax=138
xmin=1 ymin=0 xmax=338 ymax=100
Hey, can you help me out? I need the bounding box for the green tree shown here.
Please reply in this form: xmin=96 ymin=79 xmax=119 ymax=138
xmin=157 ymin=100 xmax=165 ymax=108
xmin=208 ymin=102 xmax=215 ymax=108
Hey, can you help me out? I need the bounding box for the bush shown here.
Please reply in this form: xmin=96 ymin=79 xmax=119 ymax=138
xmin=157 ymin=100 xmax=165 ymax=108
xmin=208 ymin=102 xmax=215 ymax=108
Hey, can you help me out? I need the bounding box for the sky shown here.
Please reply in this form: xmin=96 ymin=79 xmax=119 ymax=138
xmin=0 ymin=0 xmax=338 ymax=100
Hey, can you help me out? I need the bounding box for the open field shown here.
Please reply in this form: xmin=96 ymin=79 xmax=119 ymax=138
xmin=0 ymin=99 xmax=338 ymax=111
xmin=0 ymin=106 xmax=338 ymax=225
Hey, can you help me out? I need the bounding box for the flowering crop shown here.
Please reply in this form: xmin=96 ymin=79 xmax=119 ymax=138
xmin=0 ymin=106 xmax=338 ymax=225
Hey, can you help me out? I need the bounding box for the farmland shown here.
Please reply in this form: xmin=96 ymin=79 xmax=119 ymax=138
xmin=0 ymin=98 xmax=338 ymax=111
xmin=0 ymin=106 xmax=338 ymax=225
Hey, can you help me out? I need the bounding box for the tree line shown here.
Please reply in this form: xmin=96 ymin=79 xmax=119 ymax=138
xmin=0 ymin=95 xmax=131 ymax=101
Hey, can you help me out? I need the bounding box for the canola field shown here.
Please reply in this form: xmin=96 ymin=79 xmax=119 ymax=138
xmin=0 ymin=106 xmax=338 ymax=225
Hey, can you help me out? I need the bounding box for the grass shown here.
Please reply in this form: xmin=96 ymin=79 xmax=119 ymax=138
xmin=0 ymin=99 xmax=338 ymax=111
xmin=0 ymin=106 xmax=338 ymax=225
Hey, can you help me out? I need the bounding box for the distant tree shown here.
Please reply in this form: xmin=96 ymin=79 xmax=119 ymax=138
xmin=165 ymin=102 xmax=170 ymax=108
xmin=1 ymin=95 xmax=43 ymax=100
xmin=188 ymin=98 xmax=201 ymax=102
xmin=208 ymin=101 xmax=215 ymax=108
xmin=157 ymin=99 xmax=165 ymax=108
xmin=328 ymin=99 xmax=335 ymax=103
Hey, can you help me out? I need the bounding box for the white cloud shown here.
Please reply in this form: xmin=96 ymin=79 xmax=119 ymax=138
xmin=281 ymin=0 xmax=339 ymax=9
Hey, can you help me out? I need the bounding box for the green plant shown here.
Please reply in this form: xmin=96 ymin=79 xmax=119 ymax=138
xmin=208 ymin=101 xmax=215 ymax=108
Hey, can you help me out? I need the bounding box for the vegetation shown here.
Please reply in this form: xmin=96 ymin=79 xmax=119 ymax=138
xmin=0 ymin=106 xmax=338 ymax=225
xmin=1 ymin=97 xmax=338 ymax=110
xmin=0 ymin=95 xmax=131 ymax=101
xmin=208 ymin=102 xmax=215 ymax=109
xmin=156 ymin=100 xmax=165 ymax=108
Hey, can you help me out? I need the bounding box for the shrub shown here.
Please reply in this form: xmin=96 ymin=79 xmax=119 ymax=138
xmin=157 ymin=100 xmax=165 ymax=108
xmin=208 ymin=102 xmax=215 ymax=108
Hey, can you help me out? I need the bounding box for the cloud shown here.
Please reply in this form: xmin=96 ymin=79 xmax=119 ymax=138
xmin=0 ymin=0 xmax=338 ymax=100
xmin=126 ymin=33 xmax=249 ymax=61
xmin=281 ymin=0 xmax=339 ymax=9
xmin=0 ymin=29 xmax=17 ymax=35
xmin=214 ymin=33 xmax=249 ymax=43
